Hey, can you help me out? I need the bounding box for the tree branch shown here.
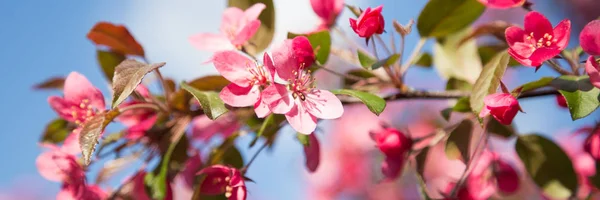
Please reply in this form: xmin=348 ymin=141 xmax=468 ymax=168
xmin=340 ymin=89 xmax=559 ymax=103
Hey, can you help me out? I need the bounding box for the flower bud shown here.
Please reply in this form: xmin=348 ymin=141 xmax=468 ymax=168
xmin=349 ymin=6 xmax=385 ymax=39
xmin=479 ymin=93 xmax=521 ymax=125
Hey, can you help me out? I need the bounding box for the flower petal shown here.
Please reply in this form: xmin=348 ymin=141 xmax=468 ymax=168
xmin=189 ymin=33 xmax=235 ymax=52
xmin=220 ymin=84 xmax=260 ymax=107
xmin=272 ymin=39 xmax=298 ymax=81
xmin=232 ymin=20 xmax=261 ymax=46
xmin=292 ymin=36 xmax=315 ymax=68
xmin=220 ymin=7 xmax=245 ymax=34
xmin=524 ymin=11 xmax=553 ymax=38
xmin=48 ymin=96 xmax=76 ymax=122
xmin=585 ymin=56 xmax=600 ymax=89
xmin=254 ymin=97 xmax=271 ymax=118
xmin=243 ymin=3 xmax=266 ymax=22
xmin=198 ymin=165 xmax=232 ymax=195
xmin=124 ymin=115 xmax=158 ymax=140
xmin=64 ymin=72 xmax=105 ymax=110
xmin=552 ymin=19 xmax=571 ymax=50
xmin=505 ymin=26 xmax=526 ymax=47
xmin=61 ymin=128 xmax=82 ymax=155
xmin=263 ymin=52 xmax=276 ymax=81
xmin=529 ymin=47 xmax=561 ymax=66
xmin=212 ymin=51 xmax=255 ymax=86
xmin=304 ymin=134 xmax=321 ymax=172
xmin=230 ymin=186 xmax=247 ymax=200
xmin=285 ymin=104 xmax=318 ymax=134
xmin=261 ymin=84 xmax=294 ymax=114
xmin=304 ymin=90 xmax=344 ymax=119
xmin=580 ymin=20 xmax=600 ymax=56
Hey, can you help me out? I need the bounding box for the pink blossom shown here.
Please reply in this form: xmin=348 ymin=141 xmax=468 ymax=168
xmin=292 ymin=36 xmax=316 ymax=68
xmin=181 ymin=153 xmax=203 ymax=188
xmin=494 ymin=158 xmax=520 ymax=194
xmin=189 ymin=3 xmax=265 ymax=51
xmin=467 ymin=151 xmax=519 ymax=198
xmin=56 ymin=184 xmax=108 ymax=200
xmin=304 ymin=133 xmax=321 ymax=172
xmin=580 ymin=20 xmax=600 ymax=56
xmin=369 ymin=127 xmax=412 ymax=180
xmin=36 ymin=145 xmax=84 ymax=184
xmin=478 ymin=0 xmax=526 ymax=9
xmin=197 ymin=165 xmax=246 ymax=200
xmin=479 ymin=93 xmax=521 ymax=125
xmin=443 ymin=182 xmax=480 ymax=200
xmin=214 ymin=51 xmax=275 ymax=118
xmin=505 ymin=11 xmax=570 ymax=67
xmin=585 ymin=129 xmax=600 ymax=160
xmin=191 ymin=113 xmax=240 ymax=141
xmin=48 ymin=72 xmax=105 ymax=126
xmin=585 ymin=56 xmax=600 ymax=89
xmin=117 ymin=84 xmax=158 ymax=140
xmin=349 ymin=6 xmax=385 ymax=39
xmin=310 ymin=0 xmax=344 ymax=30
xmin=556 ymin=94 xmax=568 ymax=108
xmin=270 ymin=37 xmax=314 ymax=81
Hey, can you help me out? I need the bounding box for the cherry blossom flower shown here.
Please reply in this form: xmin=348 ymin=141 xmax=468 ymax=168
xmin=349 ymin=6 xmax=385 ymax=39
xmin=505 ymin=11 xmax=570 ymax=67
xmin=479 ymin=93 xmax=521 ymax=125
xmin=580 ymin=20 xmax=600 ymax=56
xmin=191 ymin=114 xmax=240 ymax=141
xmin=189 ymin=3 xmax=265 ymax=51
xmin=197 ymin=165 xmax=246 ymax=200
xmin=369 ymin=127 xmax=412 ymax=180
xmin=310 ymin=0 xmax=344 ymax=30
xmin=304 ymin=133 xmax=321 ymax=172
xmin=478 ymin=0 xmax=525 ymax=9
xmin=214 ymin=51 xmax=275 ymax=118
xmin=117 ymin=84 xmax=158 ymax=140
xmin=48 ymin=72 xmax=105 ymax=126
xmin=585 ymin=56 xmax=600 ymax=89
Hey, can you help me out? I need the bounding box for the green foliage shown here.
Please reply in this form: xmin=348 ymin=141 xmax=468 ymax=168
xmin=414 ymin=53 xmax=432 ymax=68
xmin=372 ymin=54 xmax=401 ymax=70
xmin=40 ymin=118 xmax=73 ymax=144
xmin=33 ymin=77 xmax=65 ymax=90
xmin=209 ymin=134 xmax=244 ymax=168
xmin=551 ymin=75 xmax=600 ymax=120
xmin=111 ymin=59 xmax=166 ymax=108
xmin=228 ymin=0 xmax=275 ymax=54
xmin=433 ymin=28 xmax=482 ymax=82
xmin=417 ymin=0 xmax=485 ymax=37
xmin=514 ymin=77 xmax=554 ymax=94
xmin=445 ymin=120 xmax=473 ymax=162
xmin=515 ymin=134 xmax=578 ymax=199
xmin=181 ymin=82 xmax=229 ymax=120
xmin=331 ymin=89 xmax=386 ymax=115
xmin=486 ymin=118 xmax=515 ymax=138
xmin=470 ymin=51 xmax=510 ymax=122
xmin=145 ymin=132 xmax=189 ymax=200
xmin=357 ymin=50 xmax=377 ymax=69
xmin=296 ymin=133 xmax=310 ymax=146
xmin=96 ymin=50 xmax=126 ymax=82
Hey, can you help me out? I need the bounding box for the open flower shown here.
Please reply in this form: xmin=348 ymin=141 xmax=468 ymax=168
xmin=369 ymin=127 xmax=412 ymax=180
xmin=197 ymin=165 xmax=246 ymax=200
xmin=349 ymin=6 xmax=385 ymax=39
xmin=585 ymin=56 xmax=600 ymax=89
xmin=48 ymin=72 xmax=105 ymax=126
xmin=478 ymin=0 xmax=525 ymax=9
xmin=215 ymin=51 xmax=275 ymax=118
xmin=310 ymin=0 xmax=344 ymax=30
xmin=190 ymin=3 xmax=265 ymax=51
xmin=479 ymin=93 xmax=521 ymax=125
xmin=505 ymin=11 xmax=570 ymax=67
xmin=580 ymin=20 xmax=600 ymax=56
xmin=117 ymin=84 xmax=158 ymax=140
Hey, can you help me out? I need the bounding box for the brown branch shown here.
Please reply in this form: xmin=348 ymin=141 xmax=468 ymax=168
xmin=341 ymin=89 xmax=559 ymax=103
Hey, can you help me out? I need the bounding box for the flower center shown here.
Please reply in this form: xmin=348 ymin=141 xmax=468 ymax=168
xmin=526 ymin=32 xmax=557 ymax=49
xmin=71 ymin=99 xmax=95 ymax=125
xmin=288 ymin=70 xmax=316 ymax=101
xmin=246 ymin=62 xmax=269 ymax=87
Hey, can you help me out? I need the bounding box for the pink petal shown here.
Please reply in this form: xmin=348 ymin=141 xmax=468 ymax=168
xmin=83 ymin=185 xmax=108 ymax=200
xmin=61 ymin=129 xmax=82 ymax=155
xmin=189 ymin=33 xmax=235 ymax=52
xmin=585 ymin=56 xmax=600 ymax=89
xmin=254 ymin=98 xmax=271 ymax=118
xmin=131 ymin=171 xmax=152 ymax=200
xmin=581 ymin=20 xmax=600 ymax=56
xmin=495 ymin=160 xmax=520 ymax=194
xmin=272 ymin=39 xmax=299 ymax=81
xmin=552 ymin=19 xmax=571 ymax=50
xmin=478 ymin=0 xmax=525 ymax=9
xmin=220 ymin=7 xmax=245 ymax=34
xmin=261 ymin=84 xmax=294 ymax=114
xmin=181 ymin=154 xmax=203 ymax=188
xmin=243 ymin=3 xmax=266 ymax=22
xmin=479 ymin=106 xmax=491 ymax=118
xmin=529 ymin=47 xmax=561 ymax=66
xmin=285 ymin=104 xmax=318 ymax=134
xmin=198 ymin=165 xmax=231 ymax=195
xmin=304 ymin=133 xmax=321 ymax=172
xmin=505 ymin=26 xmax=525 ymax=47
xmin=232 ymin=20 xmax=261 ymax=46
xmin=310 ymin=0 xmax=343 ymax=26
xmin=263 ymin=52 xmax=276 ymax=81
xmin=220 ymin=84 xmax=260 ymax=107
xmin=304 ymin=89 xmax=344 ymax=119
xmin=349 ymin=18 xmax=358 ymax=34
xmin=381 ymin=157 xmax=405 ymax=180
xmin=36 ymin=150 xmax=70 ymax=182
xmin=229 ymin=186 xmax=247 ymax=200
xmin=48 ymin=96 xmax=76 ymax=122
xmin=508 ymin=46 xmax=534 ymax=66
xmin=212 ymin=51 xmax=255 ymax=87
xmin=292 ymin=36 xmax=315 ymax=68
xmin=524 ymin=11 xmax=553 ymax=39
xmin=64 ymin=72 xmax=105 ymax=110
xmin=191 ymin=114 xmax=240 ymax=141
xmin=124 ymin=114 xmax=158 ymax=140
xmin=483 ymin=93 xmax=514 ymax=108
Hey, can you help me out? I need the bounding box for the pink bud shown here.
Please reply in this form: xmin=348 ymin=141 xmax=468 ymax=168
xmin=310 ymin=0 xmax=344 ymax=28
xmin=556 ymin=94 xmax=568 ymax=108
xmin=304 ymin=133 xmax=321 ymax=172
xmin=580 ymin=20 xmax=600 ymax=56
xmin=479 ymin=93 xmax=520 ymax=125
xmin=494 ymin=159 xmax=520 ymax=194
xmin=477 ymin=0 xmax=525 ymax=9
xmin=585 ymin=56 xmax=600 ymax=89
xmin=585 ymin=131 xmax=600 ymax=160
xmin=292 ymin=36 xmax=315 ymax=68
xmin=197 ymin=165 xmax=246 ymax=200
xmin=349 ymin=6 xmax=385 ymax=39
xmin=371 ymin=128 xmax=412 ymax=158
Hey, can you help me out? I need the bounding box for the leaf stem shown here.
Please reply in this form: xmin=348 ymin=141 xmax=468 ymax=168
xmin=314 ymin=64 xmax=362 ymax=81
xmin=119 ymin=103 xmax=160 ymax=113
xmin=400 ymin=38 xmax=427 ymax=75
xmin=340 ymin=89 xmax=558 ymax=104
xmin=143 ymin=57 xmax=172 ymax=111
xmin=546 ymin=59 xmax=573 ymax=75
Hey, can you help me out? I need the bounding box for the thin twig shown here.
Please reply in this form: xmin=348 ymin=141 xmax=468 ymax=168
xmin=547 ymin=59 xmax=573 ymax=75
xmin=340 ymin=89 xmax=558 ymax=104
xmin=314 ymin=64 xmax=362 ymax=81
xmin=450 ymin=119 xmax=489 ymax=197
xmin=400 ymin=38 xmax=427 ymax=75
xmin=143 ymin=57 xmax=172 ymax=112
xmin=374 ymin=35 xmax=392 ymax=55
xmin=119 ymin=103 xmax=160 ymax=113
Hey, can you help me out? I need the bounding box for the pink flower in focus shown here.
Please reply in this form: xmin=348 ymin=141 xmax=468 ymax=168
xmin=585 ymin=56 xmax=600 ymax=89
xmin=197 ymin=165 xmax=246 ymax=200
xmin=191 ymin=113 xmax=240 ymax=141
xmin=292 ymin=36 xmax=316 ymax=68
xmin=478 ymin=0 xmax=525 ymax=9
xmin=584 ymin=130 xmax=600 ymax=160
xmin=580 ymin=20 xmax=600 ymax=56
xmin=304 ymin=133 xmax=321 ymax=172
xmin=271 ymin=37 xmax=315 ymax=81
xmin=310 ymin=0 xmax=344 ymax=30
xmin=215 ymin=51 xmax=275 ymax=118
xmin=369 ymin=127 xmax=412 ymax=180
xmin=349 ymin=6 xmax=385 ymax=39
xmin=505 ymin=11 xmax=570 ymax=67
xmin=117 ymin=84 xmax=158 ymax=140
xmin=189 ymin=3 xmax=265 ymax=51
xmin=479 ymin=93 xmax=521 ymax=125
xmin=48 ymin=72 xmax=105 ymax=126
xmin=556 ymin=94 xmax=568 ymax=108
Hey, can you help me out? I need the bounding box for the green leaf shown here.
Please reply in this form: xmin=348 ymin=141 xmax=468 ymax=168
xmin=417 ymin=0 xmax=485 ymax=37
xmin=515 ymin=134 xmax=578 ymax=199
xmin=343 ymin=69 xmax=376 ymax=87
xmin=445 ymin=120 xmax=473 ymax=162
xmin=478 ymin=45 xmax=520 ymax=66
xmin=296 ymin=133 xmax=310 ymax=146
xmin=228 ymin=0 xmax=275 ymax=54
xmin=550 ymin=75 xmax=600 ymax=120
xmin=452 ymin=97 xmax=471 ymax=112
xmin=415 ymin=53 xmax=433 ymax=68
xmin=80 ymin=109 xmax=121 ymax=166
xmin=145 ymin=130 xmax=188 ymax=199
xmin=433 ymin=28 xmax=482 ymax=83
xmin=181 ymin=82 xmax=228 ymax=120
xmin=470 ymin=51 xmax=510 ymax=121
xmin=96 ymin=50 xmax=126 ymax=82
xmin=40 ymin=118 xmax=74 ymax=144
xmin=446 ymin=78 xmax=472 ymax=91
xmin=331 ymin=89 xmax=386 ymax=115
xmin=513 ymin=77 xmax=554 ymax=94
xmin=415 ymin=147 xmax=430 ymax=176
xmin=357 ymin=50 xmax=376 ymax=69
xmin=33 ymin=77 xmax=65 ymax=90
xmin=441 ymin=108 xmax=452 ymax=121
xmin=372 ymin=54 xmax=401 ymax=70
xmin=209 ymin=134 xmax=244 ymax=168
xmin=307 ymin=31 xmax=331 ymax=65
xmin=170 ymin=76 xmax=230 ymax=112
xmin=249 ymin=114 xmax=285 ymax=147
xmin=486 ymin=118 xmax=515 ymax=138
xmin=111 ymin=59 xmax=166 ymax=108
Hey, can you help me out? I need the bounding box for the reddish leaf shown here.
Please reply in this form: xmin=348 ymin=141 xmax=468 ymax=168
xmin=87 ymin=22 xmax=145 ymax=56
xmin=33 ymin=77 xmax=65 ymax=90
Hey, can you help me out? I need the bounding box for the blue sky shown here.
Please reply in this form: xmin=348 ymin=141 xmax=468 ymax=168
xmin=0 ymin=0 xmax=597 ymax=199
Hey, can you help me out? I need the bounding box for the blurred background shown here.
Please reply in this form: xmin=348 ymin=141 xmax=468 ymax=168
xmin=1 ymin=0 xmax=599 ymax=199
